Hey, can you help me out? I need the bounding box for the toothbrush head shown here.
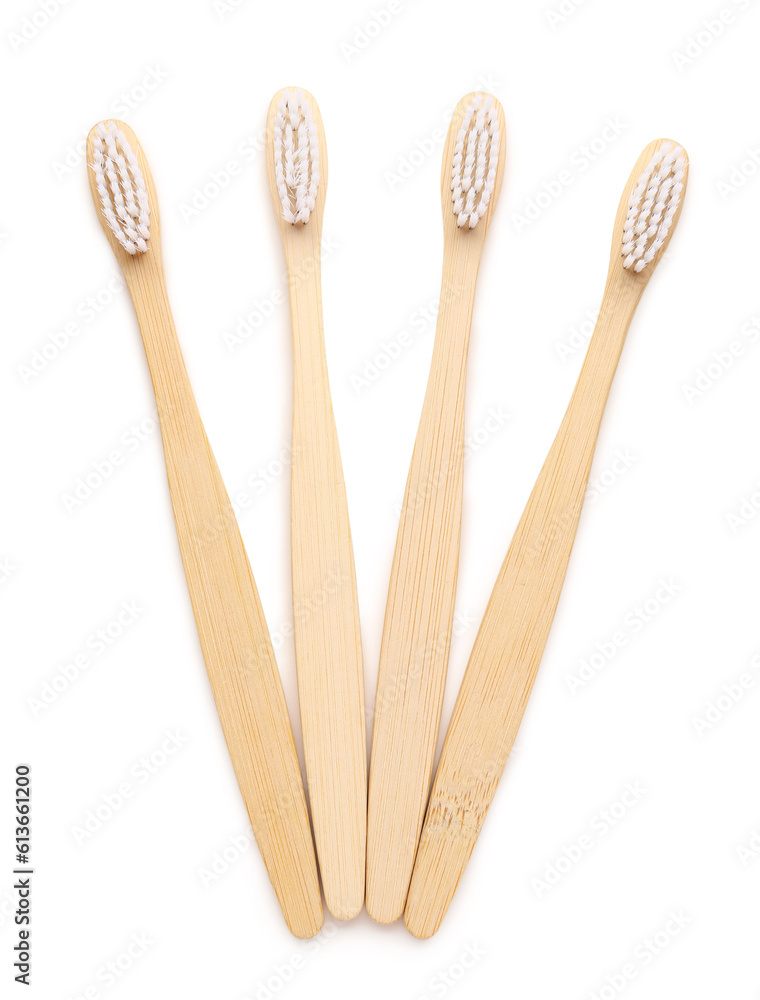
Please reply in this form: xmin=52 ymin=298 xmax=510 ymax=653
xmin=442 ymin=93 xmax=506 ymax=235
xmin=266 ymin=88 xmax=326 ymax=228
xmin=87 ymin=120 xmax=151 ymax=255
xmin=618 ymin=139 xmax=689 ymax=276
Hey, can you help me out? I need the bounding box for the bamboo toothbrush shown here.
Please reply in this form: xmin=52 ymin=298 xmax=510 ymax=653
xmin=86 ymin=120 xmax=322 ymax=938
xmin=366 ymin=92 xmax=506 ymax=924
xmin=405 ymin=138 xmax=689 ymax=938
xmin=265 ymin=89 xmax=366 ymax=920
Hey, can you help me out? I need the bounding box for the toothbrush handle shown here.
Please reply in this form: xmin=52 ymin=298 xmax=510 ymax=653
xmin=404 ymin=279 xmax=644 ymax=938
xmin=286 ymin=233 xmax=367 ymax=921
xmin=124 ymin=257 xmax=322 ymax=939
xmin=366 ymin=246 xmax=481 ymax=924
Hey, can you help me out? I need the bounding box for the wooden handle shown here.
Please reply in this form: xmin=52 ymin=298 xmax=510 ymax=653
xmin=404 ymin=274 xmax=644 ymax=938
xmin=284 ymin=228 xmax=367 ymax=921
xmin=123 ymin=253 xmax=323 ymax=938
xmin=366 ymin=91 xmax=506 ymax=923
xmin=366 ymin=241 xmax=483 ymax=923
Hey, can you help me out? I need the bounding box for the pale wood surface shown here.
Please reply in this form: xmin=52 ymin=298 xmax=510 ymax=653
xmin=266 ymin=91 xmax=366 ymax=920
xmin=87 ymin=122 xmax=323 ymax=939
xmin=366 ymin=94 xmax=506 ymax=923
xmin=404 ymin=139 xmax=689 ymax=938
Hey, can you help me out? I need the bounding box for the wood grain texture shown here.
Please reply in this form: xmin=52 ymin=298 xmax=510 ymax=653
xmin=366 ymin=94 xmax=507 ymax=924
xmin=87 ymin=122 xmax=322 ymax=939
xmin=266 ymin=90 xmax=366 ymax=920
xmin=405 ymin=139 xmax=689 ymax=938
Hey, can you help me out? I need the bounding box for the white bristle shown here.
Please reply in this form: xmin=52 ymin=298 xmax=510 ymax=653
xmin=450 ymin=94 xmax=500 ymax=229
xmin=90 ymin=121 xmax=150 ymax=255
xmin=622 ymin=142 xmax=686 ymax=273
xmin=273 ymin=89 xmax=320 ymax=225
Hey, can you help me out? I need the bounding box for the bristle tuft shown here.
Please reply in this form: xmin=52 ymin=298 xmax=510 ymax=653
xmin=273 ymin=89 xmax=320 ymax=225
xmin=622 ymin=142 xmax=685 ymax=272
xmin=450 ymin=94 xmax=500 ymax=229
xmin=90 ymin=121 xmax=150 ymax=254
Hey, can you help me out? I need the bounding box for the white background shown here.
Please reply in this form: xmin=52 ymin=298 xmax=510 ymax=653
xmin=3 ymin=0 xmax=760 ymax=997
